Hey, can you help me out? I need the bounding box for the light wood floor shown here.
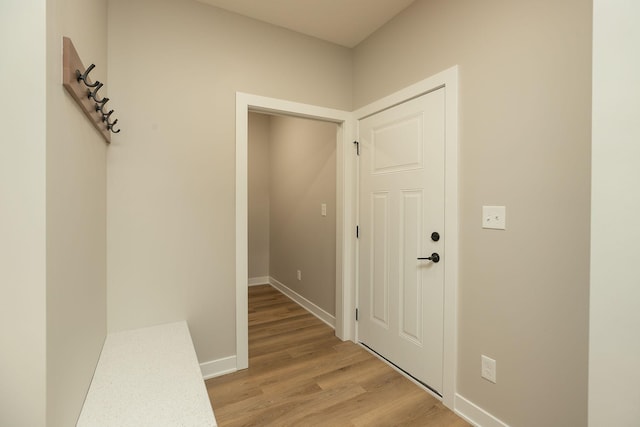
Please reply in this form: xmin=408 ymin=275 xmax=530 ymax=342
xmin=206 ymin=285 xmax=471 ymax=427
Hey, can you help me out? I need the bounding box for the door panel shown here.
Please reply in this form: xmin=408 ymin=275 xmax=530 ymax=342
xmin=371 ymin=192 xmax=390 ymax=327
xmin=400 ymin=190 xmax=423 ymax=344
xmin=372 ymin=113 xmax=424 ymax=173
xmin=358 ymin=88 xmax=445 ymax=393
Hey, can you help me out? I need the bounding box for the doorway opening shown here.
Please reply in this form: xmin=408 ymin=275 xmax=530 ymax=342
xmin=247 ymin=112 xmax=339 ymax=327
xmin=235 ymin=93 xmax=356 ymax=372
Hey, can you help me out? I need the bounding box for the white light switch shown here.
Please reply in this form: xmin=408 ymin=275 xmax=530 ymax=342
xmin=321 ymin=203 xmax=327 ymax=217
xmin=482 ymin=206 xmax=506 ymax=230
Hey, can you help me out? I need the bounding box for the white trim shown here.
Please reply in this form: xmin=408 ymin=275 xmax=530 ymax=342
xmin=248 ymin=276 xmax=270 ymax=286
xmin=454 ymin=394 xmax=510 ymax=427
xmin=236 ymin=94 xmax=250 ymax=370
xmin=236 ymin=92 xmax=355 ymax=371
xmin=269 ymin=277 xmax=336 ymax=329
xmin=336 ymin=116 xmax=358 ymax=341
xmin=352 ymin=66 xmax=459 ymax=409
xmin=200 ymin=355 xmax=238 ymax=380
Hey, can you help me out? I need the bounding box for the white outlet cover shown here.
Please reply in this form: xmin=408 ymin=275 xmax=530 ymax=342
xmin=482 ymin=205 xmax=506 ymax=230
xmin=481 ymin=355 xmax=497 ymax=383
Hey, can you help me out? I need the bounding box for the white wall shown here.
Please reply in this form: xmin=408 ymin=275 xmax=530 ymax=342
xmin=107 ymin=0 xmax=352 ymax=364
xmin=590 ymin=1 xmax=640 ymax=426
xmin=354 ymin=1 xmax=591 ymax=425
xmin=248 ymin=113 xmax=270 ymax=279
xmin=0 ymin=2 xmax=47 ymax=426
xmin=0 ymin=1 xmax=108 ymax=426
xmin=45 ymin=0 xmax=109 ymax=425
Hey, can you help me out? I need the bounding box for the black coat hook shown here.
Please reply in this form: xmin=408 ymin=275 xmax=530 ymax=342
xmin=76 ymin=64 xmax=100 ymax=88
xmin=102 ymin=110 xmax=118 ymax=127
xmin=95 ymin=98 xmax=110 ymax=115
xmin=87 ymin=82 xmax=105 ymax=103
xmin=107 ymin=118 xmax=120 ymax=134
xmin=102 ymin=110 xmax=114 ymax=123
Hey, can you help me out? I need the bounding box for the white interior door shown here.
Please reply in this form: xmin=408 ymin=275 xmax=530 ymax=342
xmin=358 ymin=88 xmax=445 ymax=394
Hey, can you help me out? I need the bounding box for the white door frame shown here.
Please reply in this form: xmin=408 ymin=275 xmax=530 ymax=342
xmin=235 ymin=65 xmax=458 ymax=408
xmin=353 ymin=66 xmax=458 ymax=408
xmin=235 ymin=93 xmax=357 ymax=370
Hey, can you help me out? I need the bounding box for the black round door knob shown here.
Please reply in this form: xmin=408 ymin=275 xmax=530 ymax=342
xmin=431 ymin=232 xmax=440 ymax=242
xmin=417 ymin=253 xmax=440 ymax=263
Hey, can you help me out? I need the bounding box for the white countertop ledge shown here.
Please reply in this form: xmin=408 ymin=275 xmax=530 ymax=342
xmin=77 ymin=321 xmax=217 ymax=427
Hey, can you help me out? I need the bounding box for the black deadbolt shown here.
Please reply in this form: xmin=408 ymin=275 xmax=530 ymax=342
xmin=431 ymin=232 xmax=440 ymax=242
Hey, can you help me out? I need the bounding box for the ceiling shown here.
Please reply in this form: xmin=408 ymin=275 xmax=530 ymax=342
xmin=195 ymin=0 xmax=416 ymax=48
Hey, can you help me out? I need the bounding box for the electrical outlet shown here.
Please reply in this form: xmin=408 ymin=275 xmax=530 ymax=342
xmin=481 ymin=355 xmax=497 ymax=383
xmin=297 ymin=270 xmax=302 ymax=281
xmin=482 ymin=206 xmax=506 ymax=230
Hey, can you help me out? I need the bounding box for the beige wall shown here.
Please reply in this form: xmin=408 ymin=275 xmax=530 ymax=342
xmin=248 ymin=113 xmax=270 ymax=279
xmin=45 ymin=0 xmax=109 ymax=426
xmin=0 ymin=1 xmax=47 ymax=426
xmin=268 ymin=115 xmax=337 ymax=316
xmin=248 ymin=113 xmax=337 ymax=314
xmin=354 ymin=1 xmax=591 ymax=426
xmin=106 ymin=0 xmax=352 ymax=363
xmin=590 ymin=1 xmax=640 ymax=425
xmin=1 ymin=0 xmax=606 ymax=425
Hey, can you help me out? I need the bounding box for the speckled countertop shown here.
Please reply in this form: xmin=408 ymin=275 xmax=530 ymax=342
xmin=77 ymin=321 xmax=217 ymax=427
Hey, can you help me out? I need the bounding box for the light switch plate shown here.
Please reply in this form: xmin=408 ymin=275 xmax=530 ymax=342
xmin=321 ymin=203 xmax=327 ymax=217
xmin=482 ymin=206 xmax=506 ymax=230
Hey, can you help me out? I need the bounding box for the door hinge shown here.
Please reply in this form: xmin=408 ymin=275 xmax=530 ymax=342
xmin=353 ymin=140 xmax=360 ymax=156
xmin=355 ymin=308 xmax=359 ymax=321
xmin=356 ymin=225 xmax=359 ymax=238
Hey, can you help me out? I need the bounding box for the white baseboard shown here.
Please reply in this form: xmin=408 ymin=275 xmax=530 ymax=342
xmin=269 ymin=277 xmax=336 ymax=329
xmin=454 ymin=393 xmax=510 ymax=427
xmin=248 ymin=276 xmax=270 ymax=286
xmin=205 ymin=276 xmax=335 ymax=379
xmin=200 ymin=355 xmax=237 ymax=380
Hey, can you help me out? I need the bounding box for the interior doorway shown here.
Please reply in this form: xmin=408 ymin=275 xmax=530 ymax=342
xmin=247 ymin=112 xmax=339 ymax=327
xmin=235 ymin=93 xmax=356 ymax=371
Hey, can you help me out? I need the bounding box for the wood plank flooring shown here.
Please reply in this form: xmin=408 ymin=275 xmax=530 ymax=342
xmin=206 ymin=285 xmax=470 ymax=427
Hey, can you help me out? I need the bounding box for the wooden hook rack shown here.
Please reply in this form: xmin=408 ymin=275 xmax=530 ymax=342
xmin=62 ymin=37 xmax=120 ymax=143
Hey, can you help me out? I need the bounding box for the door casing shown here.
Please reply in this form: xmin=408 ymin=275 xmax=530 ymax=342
xmin=235 ymin=65 xmax=458 ymax=408
xmin=235 ymin=93 xmax=357 ymax=367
